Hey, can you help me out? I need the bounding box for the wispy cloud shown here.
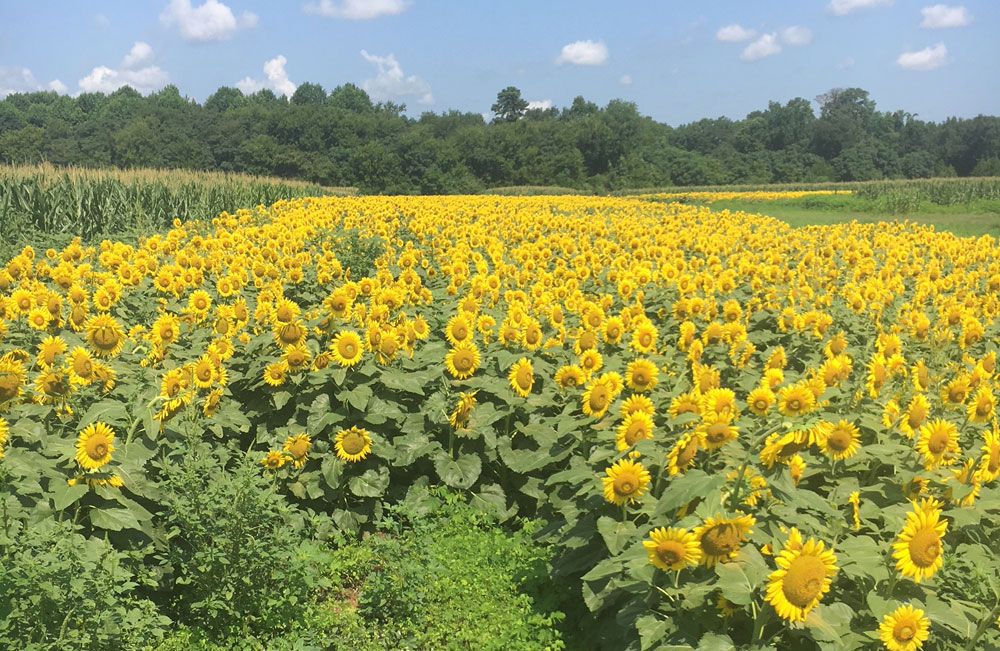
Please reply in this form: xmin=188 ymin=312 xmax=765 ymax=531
xmin=829 ymin=0 xmax=892 ymax=16
xmin=716 ymin=24 xmax=756 ymax=42
xmin=920 ymin=4 xmax=971 ymax=28
xmin=0 ymin=67 xmax=67 ymax=98
xmin=741 ymin=34 xmax=782 ymax=61
xmin=360 ymin=50 xmax=433 ymax=105
xmin=780 ymin=26 xmax=813 ymax=47
xmin=303 ymin=0 xmax=409 ymax=20
xmin=897 ymin=42 xmax=949 ymax=70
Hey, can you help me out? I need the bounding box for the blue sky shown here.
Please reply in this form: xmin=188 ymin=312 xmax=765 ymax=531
xmin=0 ymin=0 xmax=997 ymax=125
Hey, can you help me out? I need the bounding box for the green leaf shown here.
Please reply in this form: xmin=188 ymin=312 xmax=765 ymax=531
xmin=392 ymin=431 xmax=441 ymax=466
xmin=51 ymin=482 xmax=88 ymax=511
xmin=321 ymin=455 xmax=344 ymax=489
xmin=837 ymin=535 xmax=888 ymax=583
xmin=696 ymin=632 xmax=735 ymax=651
xmin=653 ymin=470 xmax=724 ymax=517
xmin=340 ymin=384 xmax=373 ymax=411
xmin=348 ymin=467 xmax=389 ymax=497
xmin=597 ymin=515 xmax=637 ymax=555
xmin=379 ymin=368 xmax=427 ymax=395
xmin=89 ymin=507 xmax=144 ymax=532
xmin=78 ymin=399 xmax=129 ymax=429
xmin=273 ymin=390 xmax=292 ymax=410
xmin=635 ymin=614 xmax=669 ymax=651
xmin=434 ymin=452 xmax=482 ymax=489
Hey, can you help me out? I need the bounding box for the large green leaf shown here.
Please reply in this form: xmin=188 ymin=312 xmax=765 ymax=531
xmin=597 ymin=515 xmax=637 ymax=555
xmin=90 ymin=507 xmax=144 ymax=532
xmin=434 ymin=452 xmax=482 ymax=489
xmin=51 ymin=482 xmax=88 ymax=511
xmin=348 ymin=467 xmax=389 ymax=497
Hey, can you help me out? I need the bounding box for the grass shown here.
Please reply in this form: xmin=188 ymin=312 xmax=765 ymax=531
xmin=683 ymin=195 xmax=1000 ymax=239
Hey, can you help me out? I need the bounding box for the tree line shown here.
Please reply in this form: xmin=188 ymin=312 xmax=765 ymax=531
xmin=0 ymin=83 xmax=998 ymax=193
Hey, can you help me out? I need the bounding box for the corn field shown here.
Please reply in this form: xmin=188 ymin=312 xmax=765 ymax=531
xmin=0 ymin=164 xmax=355 ymax=242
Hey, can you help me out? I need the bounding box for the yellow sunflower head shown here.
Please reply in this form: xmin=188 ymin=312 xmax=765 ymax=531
xmin=601 ymin=458 xmax=651 ymax=506
xmin=335 ymin=426 xmax=373 ymax=462
xmin=764 ymin=532 xmax=838 ymax=623
xmin=75 ymin=421 xmax=115 ymax=470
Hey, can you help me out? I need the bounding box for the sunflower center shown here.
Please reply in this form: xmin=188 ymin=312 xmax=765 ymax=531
xmin=701 ymin=524 xmax=740 ymax=557
xmin=706 ymin=423 xmax=730 ymax=444
xmin=656 ymin=540 xmax=686 ymax=566
xmin=908 ymin=528 xmax=941 ymax=567
xmin=989 ymin=449 xmax=1000 ymax=473
xmin=977 ymin=400 xmax=992 ymax=417
xmin=677 ymin=438 xmax=698 ymax=466
xmin=276 ymin=305 xmax=293 ymax=322
xmin=632 ymin=369 xmax=649 ymax=387
xmin=86 ymin=436 xmax=109 ymax=460
xmin=787 ymin=398 xmax=801 ymax=412
xmin=339 ymin=339 xmax=357 ymax=358
xmin=589 ymin=385 xmax=610 ymax=411
xmin=341 ymin=432 xmax=366 ymax=455
xmin=197 ymin=363 xmax=213 ymax=381
xmin=289 ymin=440 xmax=309 ymax=459
xmin=948 ymin=387 xmax=965 ymax=403
xmin=454 ymin=350 xmax=474 ymax=371
xmin=94 ymin=327 xmax=119 ymax=349
xmin=579 ymin=331 xmax=596 ymax=350
xmin=908 ymin=407 xmax=926 ymax=429
xmin=639 ymin=332 xmax=652 ymax=347
xmin=927 ymin=429 xmax=951 ymax=455
xmin=781 ymin=554 xmax=827 ymax=608
xmin=279 ymin=323 xmax=302 ymax=344
xmin=893 ymin=622 xmax=915 ymax=642
xmin=613 ymin=471 xmax=639 ymax=497
xmin=827 ymin=429 xmax=852 ymax=453
xmin=452 ymin=324 xmax=468 ymax=340
xmin=625 ymin=422 xmax=648 ymax=445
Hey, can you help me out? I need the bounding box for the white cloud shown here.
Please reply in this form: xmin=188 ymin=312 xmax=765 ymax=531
xmin=781 ymin=26 xmax=813 ymax=46
xmin=837 ymin=57 xmax=856 ymax=70
xmin=235 ymin=55 xmax=296 ymax=97
xmin=526 ymin=100 xmax=553 ymax=111
xmin=303 ymin=0 xmax=409 ymax=19
xmin=360 ymin=50 xmax=433 ymax=105
xmin=897 ymin=42 xmax=949 ymax=70
xmin=619 ymin=74 xmax=632 ymax=86
xmin=555 ymin=40 xmax=609 ymax=66
xmin=741 ymin=33 xmax=782 ymax=61
xmin=829 ymin=0 xmax=892 ymax=15
xmin=95 ymin=13 xmax=110 ymax=29
xmin=920 ymin=4 xmax=971 ymax=28
xmin=716 ymin=24 xmax=756 ymax=42
xmin=0 ymin=67 xmax=66 ymax=98
xmin=122 ymin=42 xmax=154 ymax=69
xmin=159 ymin=0 xmax=258 ymax=41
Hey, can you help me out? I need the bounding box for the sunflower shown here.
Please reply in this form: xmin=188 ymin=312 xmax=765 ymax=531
xmin=620 ymin=393 xmax=655 ymax=419
xmin=263 ymin=362 xmax=287 ymax=387
xmin=203 ymin=387 xmax=223 ymax=417
xmin=746 ymin=387 xmax=775 ymax=416
xmin=941 ymin=376 xmax=970 ymax=406
xmin=892 ymin=497 xmax=947 ymax=583
xmin=283 ymin=433 xmax=312 ymax=469
xmin=716 ymin=595 xmax=741 ymax=617
xmin=151 ymin=313 xmax=180 ymax=346
xmin=27 ymin=307 xmax=50 ymax=330
xmin=272 ymin=297 xmax=300 ymax=324
xmin=667 ymin=430 xmax=702 ymax=476
xmin=37 ymin=335 xmax=67 ymax=368
xmin=625 ymin=358 xmax=658 ymax=393
xmin=331 ymin=330 xmax=364 ymax=367
xmin=777 ymin=383 xmax=816 ymax=418
xmin=579 ymin=349 xmax=603 ymax=377
xmin=643 ymin=527 xmax=701 ymax=572
xmin=788 ymin=454 xmax=806 ymax=487
xmin=0 ymin=417 xmax=8 ymax=458
xmin=693 ymin=513 xmax=755 ymax=567
xmin=977 ymin=427 xmax=1000 ymax=484
xmin=616 ymin=412 xmax=654 ymax=451
xmin=700 ymin=419 xmax=739 ymax=450
xmin=582 ymin=377 xmax=613 ymax=419
xmin=335 ymin=426 xmax=372 ymax=462
xmin=187 ymin=289 xmax=212 ymax=317
xmin=261 ymin=450 xmax=287 ymax=470
xmin=968 ymin=385 xmax=996 ymax=424
xmin=916 ymin=419 xmax=960 ymax=470
xmin=192 ymin=355 xmax=216 ymax=388
xmin=818 ymin=420 xmax=861 ymax=461
xmin=900 ymin=394 xmax=930 ymax=439
xmin=34 ymin=369 xmax=70 ymax=402
xmin=700 ymin=387 xmax=737 ymax=422
xmin=630 ymin=321 xmax=658 ymax=354
xmin=75 ymin=421 xmax=115 ymax=470
xmin=602 ymin=317 xmax=624 ymax=344
xmin=554 ymin=365 xmax=585 ymax=390
xmin=764 ymin=531 xmax=838 ymax=623
xmin=879 ymin=604 xmax=930 ymax=651
xmin=669 ymin=391 xmax=702 ymax=420
xmin=446 ymin=342 xmax=481 ymax=380
xmin=450 ymin=391 xmax=477 ymax=430
xmin=601 ymin=458 xmax=651 ymax=505
xmin=283 ymin=343 xmax=311 ymax=374
xmin=508 ymin=358 xmax=534 ymax=398
xmin=445 ymin=314 xmax=473 ymax=345
xmin=85 ymin=313 xmax=125 ymax=358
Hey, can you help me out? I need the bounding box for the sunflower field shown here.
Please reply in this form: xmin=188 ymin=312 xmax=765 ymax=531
xmin=3 ymin=192 xmax=1000 ymax=649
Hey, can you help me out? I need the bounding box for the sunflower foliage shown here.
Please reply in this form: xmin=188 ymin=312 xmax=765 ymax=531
xmin=4 ymin=193 xmax=1000 ymax=648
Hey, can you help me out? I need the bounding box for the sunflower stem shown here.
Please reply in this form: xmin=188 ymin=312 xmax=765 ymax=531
xmin=728 ymin=423 xmax=782 ymax=512
xmin=963 ymin=599 xmax=1000 ymax=651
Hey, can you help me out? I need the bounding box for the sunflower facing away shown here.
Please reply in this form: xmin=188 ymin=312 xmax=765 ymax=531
xmin=892 ymin=497 xmax=947 ymax=583
xmin=75 ymin=421 xmax=115 ymax=470
xmin=878 ymin=604 xmax=930 ymax=651
xmin=508 ymin=358 xmax=534 ymax=398
xmin=693 ymin=513 xmax=755 ymax=567
xmin=643 ymin=526 xmax=701 ymax=572
xmin=335 ymin=426 xmax=373 ymax=462
xmin=764 ymin=529 xmax=838 ymax=623
xmin=601 ymin=458 xmax=651 ymax=505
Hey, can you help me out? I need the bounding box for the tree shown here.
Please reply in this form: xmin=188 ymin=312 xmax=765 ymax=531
xmin=204 ymin=87 xmax=247 ymax=112
xmin=491 ymin=86 xmax=528 ymax=123
xmin=328 ymin=83 xmax=374 ymax=113
xmin=290 ymin=82 xmax=326 ymax=106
